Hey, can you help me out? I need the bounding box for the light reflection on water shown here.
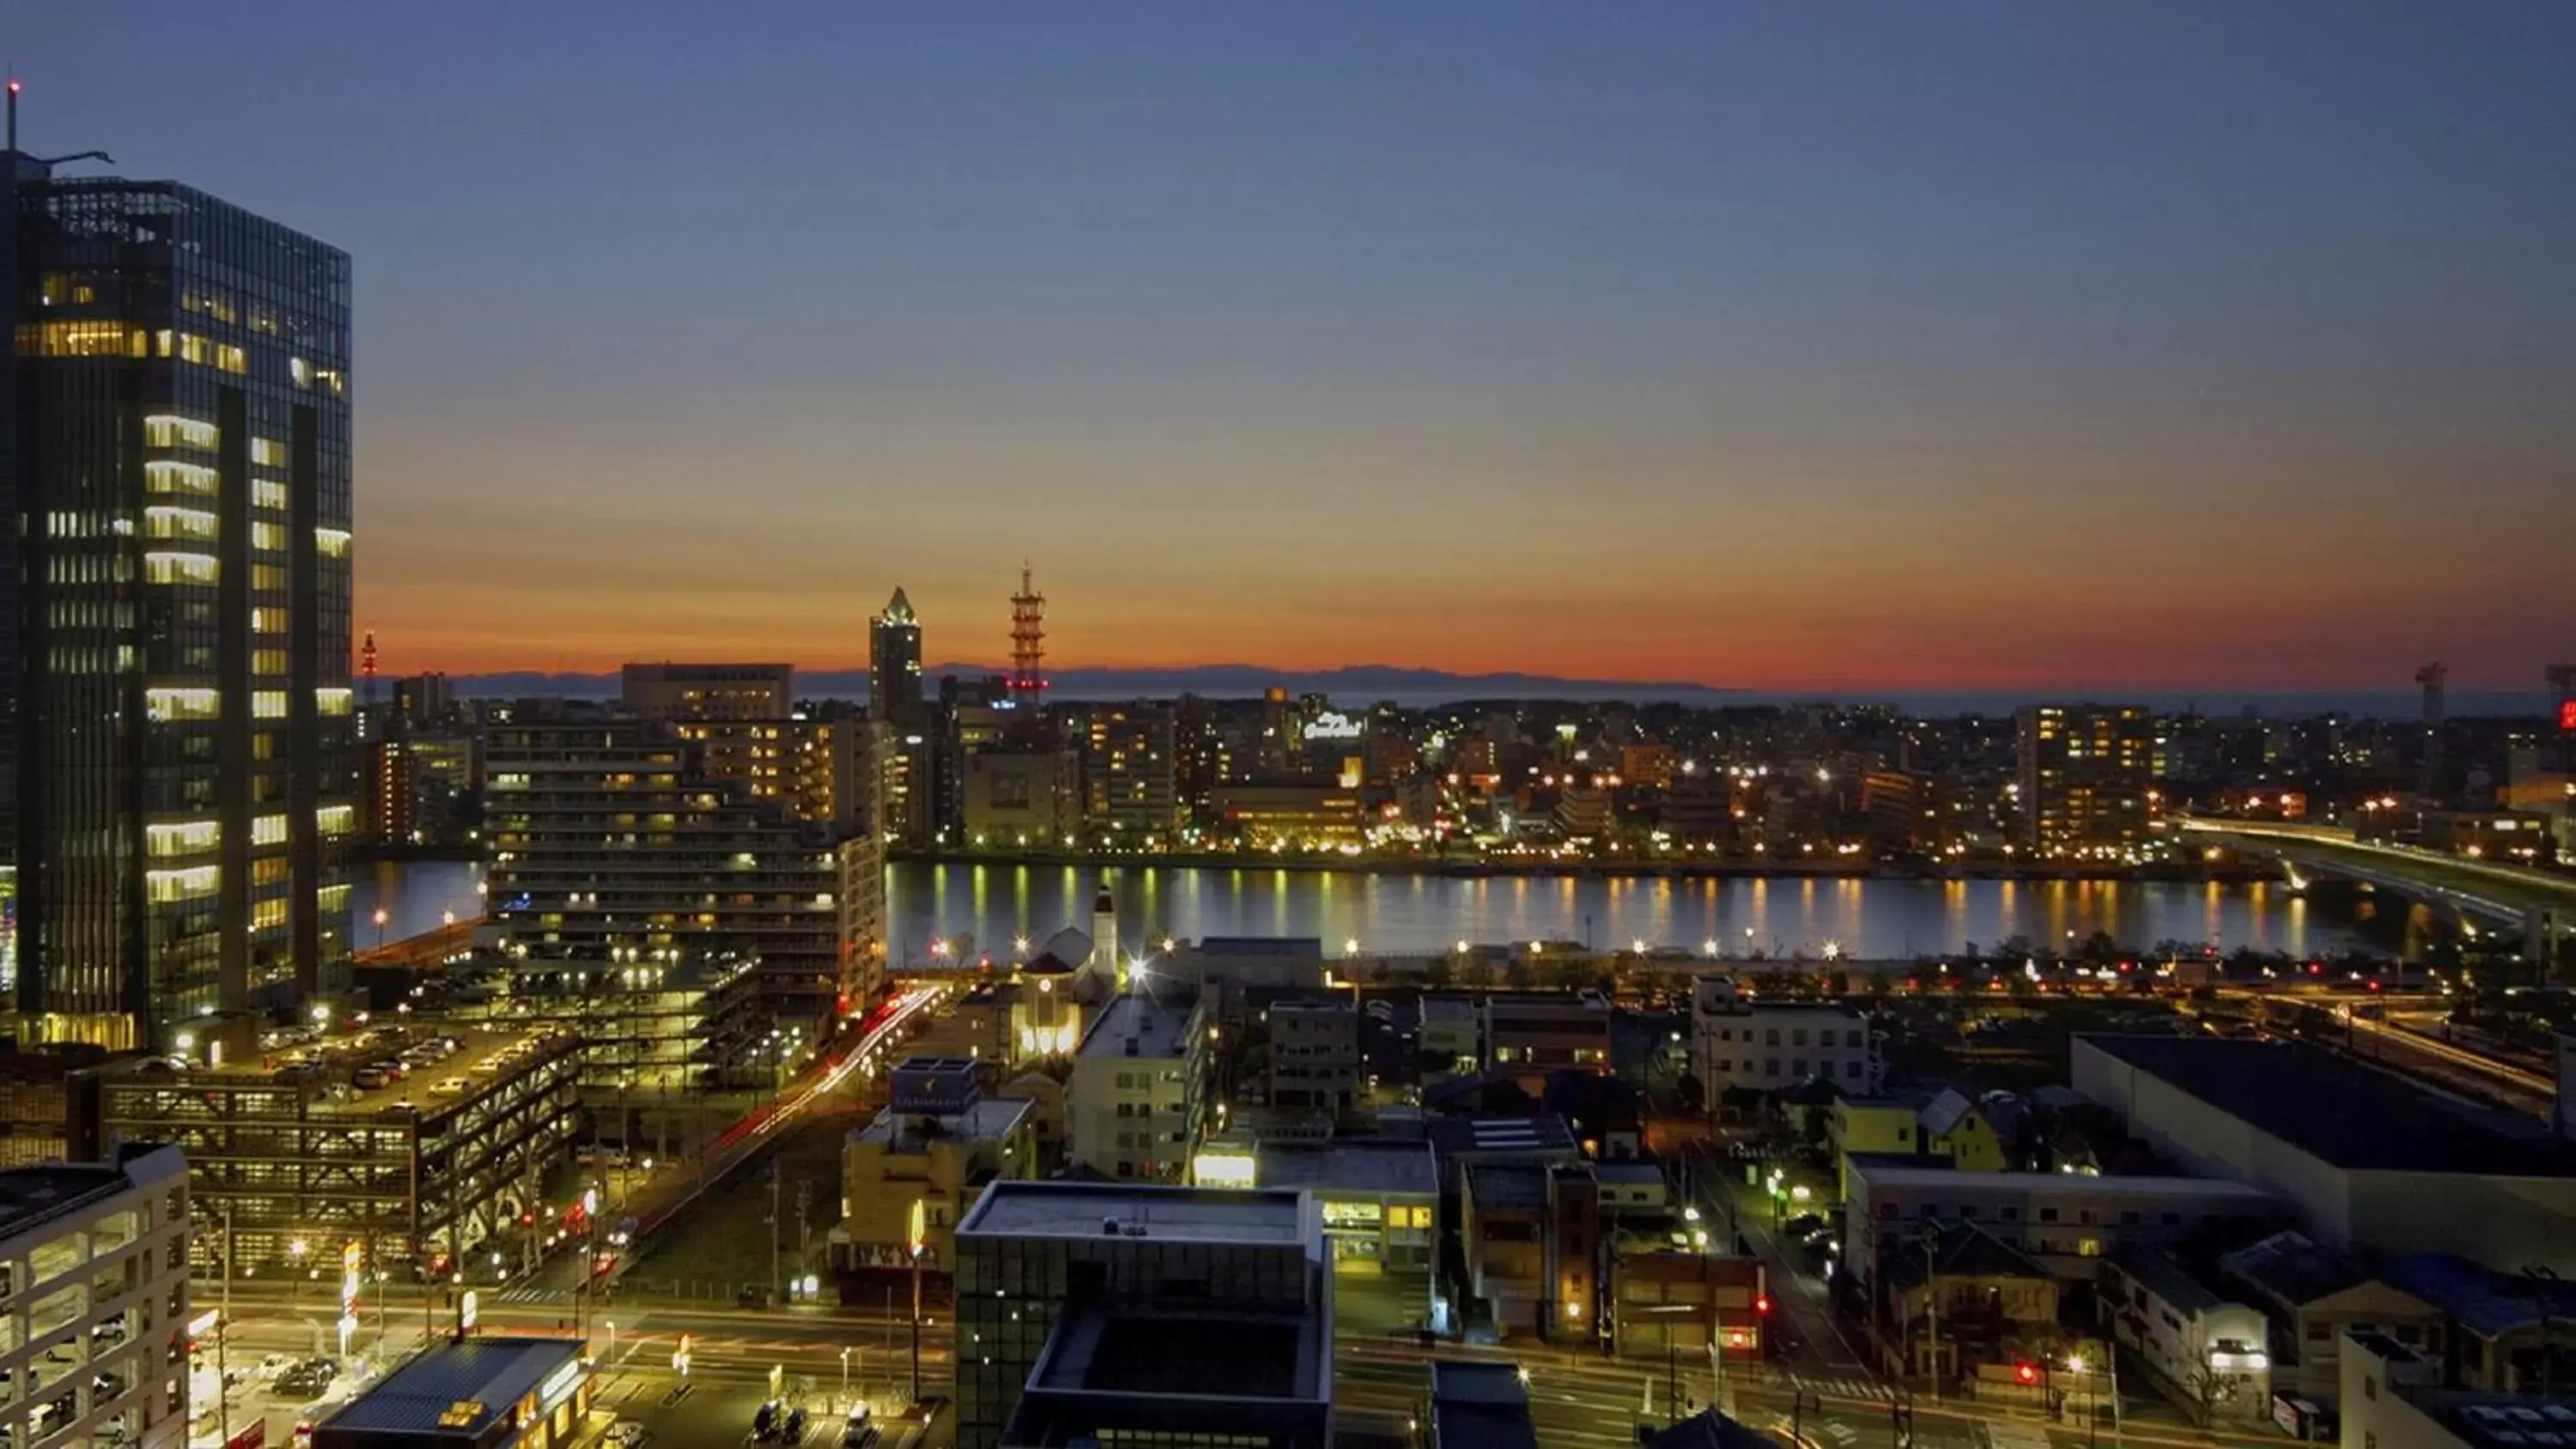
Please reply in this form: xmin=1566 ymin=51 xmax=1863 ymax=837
xmin=358 ymin=858 xmax=2356 ymax=966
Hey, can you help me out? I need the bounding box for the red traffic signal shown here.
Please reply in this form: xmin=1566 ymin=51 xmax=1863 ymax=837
xmin=1755 ymin=1294 xmax=1772 ymax=1315
xmin=2014 ymin=1361 xmax=2040 ymax=1385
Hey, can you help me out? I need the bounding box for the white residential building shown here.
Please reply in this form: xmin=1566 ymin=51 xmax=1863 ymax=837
xmin=2101 ymin=1245 xmax=2273 ymax=1422
xmin=2 ymin=1146 xmax=191 ymax=1449
xmin=1067 ymin=993 xmax=1212 ymax=1182
xmin=2335 ymin=1330 xmax=2575 ymax=1449
xmin=1843 ymin=1160 xmax=2281 ymax=1286
xmin=1692 ymin=976 xmax=1881 ymax=1109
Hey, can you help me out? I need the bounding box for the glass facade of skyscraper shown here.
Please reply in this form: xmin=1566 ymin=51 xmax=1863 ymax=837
xmin=5 ymin=169 xmax=354 ymax=1046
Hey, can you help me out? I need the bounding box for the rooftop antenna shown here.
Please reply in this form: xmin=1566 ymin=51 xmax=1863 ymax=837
xmin=9 ymin=77 xmax=116 ymax=170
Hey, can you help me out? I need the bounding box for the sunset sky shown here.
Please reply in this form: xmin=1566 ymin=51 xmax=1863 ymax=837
xmin=19 ymin=4 xmax=2576 ymax=688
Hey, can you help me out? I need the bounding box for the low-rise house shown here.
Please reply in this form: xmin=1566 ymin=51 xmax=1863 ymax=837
xmin=2221 ymin=1230 xmax=2445 ymax=1410
xmin=1461 ymin=1161 xmax=1600 ymax=1346
xmin=1870 ymin=1220 xmax=2059 ymax=1386
xmin=2101 ymin=1243 xmax=2273 ymax=1422
xmin=2337 ymin=1330 xmax=2576 ymax=1449
xmin=2378 ymin=1253 xmax=2576 ymax=1396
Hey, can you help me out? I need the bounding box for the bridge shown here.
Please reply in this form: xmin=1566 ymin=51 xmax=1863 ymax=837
xmin=2177 ymin=815 xmax=2573 ymax=958
xmin=354 ymin=916 xmax=483 ymax=969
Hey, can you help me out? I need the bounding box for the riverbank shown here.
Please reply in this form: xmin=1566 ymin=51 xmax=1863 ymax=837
xmin=887 ymin=846 xmax=2275 ymax=885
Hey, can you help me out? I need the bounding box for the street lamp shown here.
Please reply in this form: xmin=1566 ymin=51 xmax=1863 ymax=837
xmin=373 ymin=906 xmax=388 ymax=949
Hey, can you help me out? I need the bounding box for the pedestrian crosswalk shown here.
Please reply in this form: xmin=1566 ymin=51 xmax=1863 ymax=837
xmin=491 ymin=1287 xmax=568 ymax=1304
xmin=1787 ymin=1373 xmax=1895 ymax=1404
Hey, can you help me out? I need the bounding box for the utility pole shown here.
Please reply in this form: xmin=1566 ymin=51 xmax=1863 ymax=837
xmin=1917 ymin=1224 xmax=1943 ymax=1399
xmin=216 ymin=1204 xmax=234 ymax=1449
xmin=768 ymin=1161 xmax=783 ymax=1307
xmin=908 ymin=1245 xmax=924 ymax=1405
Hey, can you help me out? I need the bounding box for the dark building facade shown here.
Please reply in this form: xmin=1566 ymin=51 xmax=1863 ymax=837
xmin=4 ymin=152 xmax=354 ymax=1046
xmin=482 ymin=719 xmax=872 ymax=1025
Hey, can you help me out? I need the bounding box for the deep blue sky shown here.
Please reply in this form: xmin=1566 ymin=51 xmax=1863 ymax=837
xmin=18 ymin=3 xmax=2576 ymax=688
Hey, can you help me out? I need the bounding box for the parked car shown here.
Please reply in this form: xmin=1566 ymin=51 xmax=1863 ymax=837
xmin=605 ymin=1422 xmax=647 ymax=1448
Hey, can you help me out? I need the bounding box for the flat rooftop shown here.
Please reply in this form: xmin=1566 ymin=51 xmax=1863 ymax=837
xmin=0 ymin=1164 xmax=134 ymax=1242
xmin=316 ymin=1337 xmax=580 ymax=1440
xmin=1427 ymin=1115 xmax=1578 ymax=1157
xmin=1431 ymin=1361 xmax=1541 ymax=1449
xmin=1256 ymin=1139 xmax=1437 ymax=1197
xmin=1033 ymin=1307 xmax=1318 ymax=1398
xmin=1466 ymin=1163 xmax=1552 ymax=1213
xmin=2078 ymin=1034 xmax=2576 ymax=1176
xmin=1188 ymin=937 xmax=1323 ymax=956
xmin=958 ymin=1180 xmax=1314 ymax=1246
xmin=856 ymin=1095 xmax=1031 ymax=1149
xmin=1078 ymin=993 xmax=1195 ymax=1061
xmin=96 ymin=1022 xmax=571 ymax=1121
xmin=1846 ymin=1160 xmax=2279 ymax=1203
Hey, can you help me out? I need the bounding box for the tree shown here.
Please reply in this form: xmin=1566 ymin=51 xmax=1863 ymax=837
xmin=2182 ymin=1361 xmax=2245 ymax=1426
xmin=2079 ymin=931 xmax=2120 ymax=967
xmin=1677 ymin=1072 xmax=1708 ymax=1118
xmin=1424 ymin=957 xmax=1454 ymax=990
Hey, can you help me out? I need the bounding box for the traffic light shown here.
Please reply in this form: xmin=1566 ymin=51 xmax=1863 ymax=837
xmin=1755 ymin=1294 xmax=1772 ymax=1315
xmin=2014 ymin=1361 xmax=2040 ymax=1386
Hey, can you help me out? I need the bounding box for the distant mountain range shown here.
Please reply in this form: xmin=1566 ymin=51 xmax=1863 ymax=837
xmin=437 ymin=666 xmax=2552 ymax=718
xmin=448 ymin=664 xmax=1738 ymax=706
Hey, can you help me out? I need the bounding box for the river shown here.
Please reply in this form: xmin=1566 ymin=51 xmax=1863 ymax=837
xmin=354 ymin=858 xmax=2371 ymax=964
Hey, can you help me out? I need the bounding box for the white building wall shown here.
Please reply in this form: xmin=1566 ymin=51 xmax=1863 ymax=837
xmin=0 ymin=1148 xmax=191 ymax=1449
xmin=1692 ymin=982 xmax=1880 ymax=1109
xmin=2073 ymin=1040 xmax=2576 ymax=1273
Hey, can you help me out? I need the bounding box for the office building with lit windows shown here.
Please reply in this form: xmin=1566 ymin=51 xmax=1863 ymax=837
xmin=870 ymin=588 xmax=924 ymax=728
xmin=2014 ymin=703 xmax=2154 ymax=857
xmin=617 ymin=662 xmax=790 ymax=722
xmin=1082 ymin=703 xmax=1179 ymax=847
xmin=3 ymin=155 xmax=355 ymax=1048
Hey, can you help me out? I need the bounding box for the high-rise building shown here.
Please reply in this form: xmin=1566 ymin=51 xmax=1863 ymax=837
xmin=869 ymin=587 xmax=924 ymax=728
xmin=483 ymin=720 xmax=878 ymax=1023
xmin=618 ymin=662 xmax=791 ymax=721
xmin=2014 ymin=703 xmax=2154 ymax=856
xmin=1082 ymin=702 xmax=1178 ymax=846
xmin=3 ymin=149 xmax=356 ymax=1047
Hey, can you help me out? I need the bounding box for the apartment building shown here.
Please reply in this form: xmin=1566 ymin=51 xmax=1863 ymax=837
xmin=1066 ymin=994 xmax=1212 ymax=1183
